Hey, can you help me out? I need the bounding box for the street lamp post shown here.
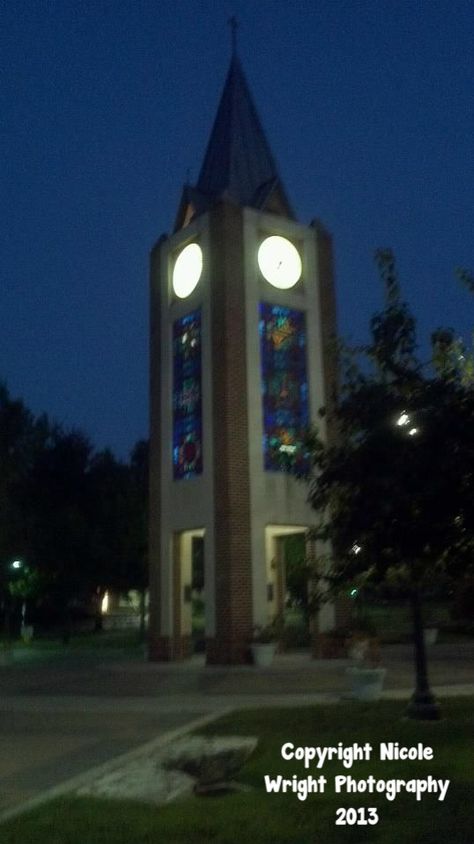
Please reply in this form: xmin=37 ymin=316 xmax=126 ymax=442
xmin=406 ymin=588 xmax=440 ymax=720
xmin=395 ymin=411 xmax=440 ymax=720
xmin=1 ymin=559 xmax=24 ymax=645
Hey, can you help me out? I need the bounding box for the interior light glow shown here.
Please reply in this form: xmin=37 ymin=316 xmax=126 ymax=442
xmin=258 ymin=236 xmax=302 ymax=289
xmin=101 ymin=591 xmax=109 ymax=614
xmin=408 ymin=427 xmax=419 ymax=436
xmin=172 ymin=243 xmax=203 ymax=299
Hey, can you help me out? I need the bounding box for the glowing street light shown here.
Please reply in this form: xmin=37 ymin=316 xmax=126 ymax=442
xmin=11 ymin=560 xmax=22 ymax=570
xmin=396 ymin=411 xmax=410 ymax=427
xmin=395 ymin=412 xmax=420 ymax=437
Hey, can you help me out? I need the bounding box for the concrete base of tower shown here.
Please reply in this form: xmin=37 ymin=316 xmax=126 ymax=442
xmin=205 ymin=636 xmax=252 ymax=665
xmin=148 ymin=634 xmax=193 ymax=661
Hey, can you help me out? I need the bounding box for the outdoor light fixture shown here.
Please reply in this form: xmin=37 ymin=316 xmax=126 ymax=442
xmin=351 ymin=543 xmax=362 ymax=555
xmin=408 ymin=427 xmax=419 ymax=436
xmin=396 ymin=412 xmax=410 ymax=427
xmin=11 ymin=560 xmax=22 ymax=569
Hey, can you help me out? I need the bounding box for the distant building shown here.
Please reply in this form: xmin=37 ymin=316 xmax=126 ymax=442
xmin=148 ymin=49 xmax=338 ymax=663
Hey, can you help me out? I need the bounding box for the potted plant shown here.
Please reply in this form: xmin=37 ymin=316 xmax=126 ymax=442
xmin=423 ymin=626 xmax=438 ymax=646
xmin=422 ymin=607 xmax=439 ymax=646
xmin=345 ymin=612 xmax=385 ymax=700
xmin=346 ymin=637 xmax=386 ymax=701
xmin=251 ymin=616 xmax=282 ymax=667
xmin=346 ymin=613 xmax=380 ymax=660
xmin=313 ymin=626 xmax=350 ymax=659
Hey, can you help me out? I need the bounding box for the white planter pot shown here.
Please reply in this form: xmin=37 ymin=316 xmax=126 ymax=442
xmin=346 ymin=667 xmax=386 ymax=701
xmin=424 ymin=628 xmax=438 ymax=646
xmin=251 ymin=642 xmax=277 ymax=667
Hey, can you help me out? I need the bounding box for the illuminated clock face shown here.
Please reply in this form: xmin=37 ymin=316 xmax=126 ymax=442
xmin=258 ymin=235 xmax=302 ymax=289
xmin=172 ymin=243 xmax=203 ymax=299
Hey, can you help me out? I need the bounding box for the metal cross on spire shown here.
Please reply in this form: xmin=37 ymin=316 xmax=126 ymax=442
xmin=228 ymin=15 xmax=239 ymax=55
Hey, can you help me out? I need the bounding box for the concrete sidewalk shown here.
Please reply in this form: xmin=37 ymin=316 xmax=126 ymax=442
xmin=102 ymin=643 xmax=474 ymax=697
xmin=2 ymin=642 xmax=473 ymax=698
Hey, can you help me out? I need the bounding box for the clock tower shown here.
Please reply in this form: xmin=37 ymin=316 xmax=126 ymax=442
xmin=148 ymin=51 xmax=338 ymax=663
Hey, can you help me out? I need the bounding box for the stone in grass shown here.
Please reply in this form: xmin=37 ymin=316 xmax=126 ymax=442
xmin=162 ymin=735 xmax=258 ymax=787
xmin=76 ymin=757 xmax=195 ymax=805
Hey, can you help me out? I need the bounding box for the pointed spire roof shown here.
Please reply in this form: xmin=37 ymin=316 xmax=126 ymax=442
xmin=175 ymin=55 xmax=293 ymax=230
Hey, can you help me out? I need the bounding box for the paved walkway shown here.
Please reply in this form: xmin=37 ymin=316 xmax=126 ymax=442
xmin=0 ymin=642 xmax=472 ymax=819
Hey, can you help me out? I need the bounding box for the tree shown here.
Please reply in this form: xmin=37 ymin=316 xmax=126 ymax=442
xmin=0 ymin=385 xmax=52 ymax=637
xmin=26 ymin=427 xmax=94 ymax=640
xmin=8 ymin=563 xmax=44 ymax=630
xmin=86 ymin=448 xmax=131 ymax=628
xmin=126 ymin=439 xmax=149 ymax=638
xmin=307 ymin=250 xmax=474 ymax=720
xmin=0 ymin=384 xmax=149 ymax=640
xmin=0 ymin=383 xmax=49 ymax=566
xmin=86 ymin=441 xmax=148 ymax=635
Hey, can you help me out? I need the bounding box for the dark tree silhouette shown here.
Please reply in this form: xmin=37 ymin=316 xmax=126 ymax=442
xmin=307 ymin=251 xmax=474 ymax=719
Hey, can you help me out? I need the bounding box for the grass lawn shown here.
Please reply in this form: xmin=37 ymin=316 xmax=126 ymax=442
xmin=2 ymin=630 xmax=145 ymax=664
xmin=1 ymin=698 xmax=472 ymax=844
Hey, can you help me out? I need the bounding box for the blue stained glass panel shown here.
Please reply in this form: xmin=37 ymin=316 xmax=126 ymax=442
xmin=259 ymin=303 xmax=309 ymax=472
xmin=172 ymin=310 xmax=203 ymax=479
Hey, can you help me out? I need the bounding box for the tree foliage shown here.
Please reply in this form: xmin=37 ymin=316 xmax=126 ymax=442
xmin=0 ymin=382 xmax=148 ymax=627
xmin=306 ymin=252 xmax=474 ymax=718
xmin=308 ymin=252 xmax=474 ymax=594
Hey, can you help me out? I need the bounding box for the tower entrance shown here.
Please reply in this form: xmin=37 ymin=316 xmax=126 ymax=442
xmin=265 ymin=527 xmax=315 ymax=648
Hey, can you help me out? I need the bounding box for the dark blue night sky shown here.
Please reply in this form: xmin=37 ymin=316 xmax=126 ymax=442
xmin=2 ymin=0 xmax=473 ymax=458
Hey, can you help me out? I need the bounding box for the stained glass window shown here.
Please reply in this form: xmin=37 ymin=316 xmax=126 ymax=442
xmin=259 ymin=302 xmax=309 ymax=472
xmin=173 ymin=310 xmax=203 ymax=479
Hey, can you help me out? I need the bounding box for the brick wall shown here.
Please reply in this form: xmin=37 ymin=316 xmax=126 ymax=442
xmin=207 ymin=201 xmax=254 ymax=663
